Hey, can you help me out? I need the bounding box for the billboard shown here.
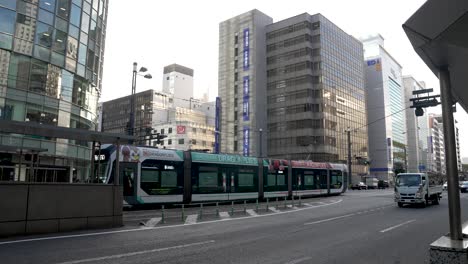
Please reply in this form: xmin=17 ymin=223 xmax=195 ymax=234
xmin=243 ymin=127 xmax=250 ymax=156
xmin=177 ymin=126 xmax=186 ymax=134
xmin=243 ymin=28 xmax=249 ymax=70
xmin=243 ymin=76 xmax=249 ymax=121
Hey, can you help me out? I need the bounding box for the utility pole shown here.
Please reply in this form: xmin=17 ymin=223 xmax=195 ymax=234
xmin=346 ymin=127 xmax=352 ymax=189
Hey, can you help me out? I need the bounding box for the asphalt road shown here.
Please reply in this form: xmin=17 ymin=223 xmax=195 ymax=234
xmin=1 ymin=190 xmax=468 ymax=264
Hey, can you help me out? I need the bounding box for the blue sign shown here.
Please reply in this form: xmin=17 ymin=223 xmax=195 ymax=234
xmin=418 ymin=165 xmax=426 ymax=172
xmin=243 ymin=28 xmax=249 ymax=70
xmin=243 ymin=76 xmax=249 ymax=121
xmin=214 ymin=97 xmax=221 ymax=153
xmin=370 ymin=168 xmax=390 ymax=172
xmin=367 ymin=59 xmax=380 ymax=66
xmin=243 ymin=127 xmax=250 ymax=156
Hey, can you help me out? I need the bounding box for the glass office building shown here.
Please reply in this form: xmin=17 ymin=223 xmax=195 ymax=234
xmin=0 ymin=0 xmax=108 ymax=182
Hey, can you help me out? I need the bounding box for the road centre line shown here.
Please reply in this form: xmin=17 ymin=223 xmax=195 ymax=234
xmin=380 ymin=219 xmax=416 ymax=233
xmin=54 ymin=240 xmax=215 ymax=264
xmin=0 ymin=199 xmax=342 ymax=245
xmin=284 ymin=256 xmax=312 ymax=264
xmin=304 ymin=213 xmax=356 ymax=225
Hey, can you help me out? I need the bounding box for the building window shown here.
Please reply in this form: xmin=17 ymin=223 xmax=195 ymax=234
xmin=178 ymin=138 xmax=184 ymax=144
xmin=192 ymin=127 xmax=196 ymax=133
xmin=202 ymin=129 xmax=206 ymax=134
xmin=168 ymin=139 xmax=172 ymax=145
xmin=234 ymin=111 xmax=238 ymax=121
xmin=161 ymin=128 xmax=164 ymax=134
xmin=234 ymin=141 xmax=238 ymax=152
xmin=234 ymin=34 xmax=238 ymax=44
xmin=168 ymin=127 xmax=172 ymax=133
xmin=234 ymin=47 xmax=238 ymax=56
xmin=192 ymin=139 xmax=197 ymax=145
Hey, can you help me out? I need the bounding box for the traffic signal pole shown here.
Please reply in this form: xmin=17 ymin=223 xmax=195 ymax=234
xmin=347 ymin=128 xmax=352 ymax=189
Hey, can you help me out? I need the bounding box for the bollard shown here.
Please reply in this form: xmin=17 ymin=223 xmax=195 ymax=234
xmin=216 ymin=202 xmax=220 ymax=217
xmin=198 ymin=203 xmax=203 ymax=220
xmin=299 ymin=195 xmax=302 ymax=207
xmin=276 ymin=197 xmax=279 ymax=209
xmin=256 ymin=199 xmax=259 ymax=212
xmin=292 ymin=195 xmax=295 ymax=207
xmin=284 ymin=196 xmax=287 ymax=209
xmin=161 ymin=205 xmax=165 ymax=224
xmin=231 ymin=201 xmax=234 ymax=216
xmin=244 ymin=200 xmax=247 ymax=214
xmin=266 ymin=198 xmax=269 ymax=211
xmin=181 ymin=204 xmax=185 ymax=222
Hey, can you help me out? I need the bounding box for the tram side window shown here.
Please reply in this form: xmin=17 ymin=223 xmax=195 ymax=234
xmin=193 ymin=166 xmax=223 ymax=194
xmin=265 ymin=171 xmax=287 ymax=192
xmin=237 ymin=168 xmax=257 ymax=192
xmin=330 ymin=170 xmax=343 ymax=189
xmin=140 ymin=160 xmax=183 ymax=195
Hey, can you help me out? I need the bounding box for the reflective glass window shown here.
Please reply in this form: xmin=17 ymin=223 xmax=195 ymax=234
xmin=8 ymin=53 xmax=31 ymax=89
xmin=66 ymin=36 xmax=78 ymax=59
xmin=82 ymin=1 xmax=90 ymax=14
xmin=45 ymin=64 xmax=61 ymax=98
xmin=16 ymin=14 xmax=36 ymax=42
xmin=60 ymin=69 xmax=73 ymax=101
xmin=38 ymin=8 xmax=54 ymax=25
xmin=86 ymin=49 xmax=94 ymax=69
xmin=29 ymin=58 xmax=48 ymax=93
xmin=68 ymin=24 xmax=79 ymax=38
xmin=80 ymin=12 xmax=89 ymax=33
xmin=92 ymin=0 xmax=97 ymax=10
xmin=91 ymin=8 xmax=97 ymax=21
xmin=35 ymin=22 xmax=53 ymax=47
xmin=55 ymin=17 xmax=68 ymax=32
xmin=13 ymin=38 xmax=33 ymax=55
xmin=0 ymin=0 xmax=16 ymax=10
xmin=39 ymin=0 xmax=56 ymax=12
xmin=0 ymin=8 xmax=16 ymax=34
xmin=70 ymin=4 xmax=81 ymax=26
xmin=17 ymin=1 xmax=38 ymax=17
xmin=57 ymin=0 xmax=70 ymax=20
xmin=33 ymin=44 xmax=50 ymax=61
xmin=65 ymin=57 xmax=76 ymax=72
xmin=78 ymin=42 xmax=86 ymax=64
xmin=79 ymin=31 xmax=87 ymax=44
xmin=76 ymin=63 xmax=84 ymax=76
xmin=72 ymin=0 xmax=81 ymax=7
xmin=51 ymin=51 xmax=65 ymax=67
xmin=53 ymin=29 xmax=67 ymax=54
xmin=88 ymin=19 xmax=96 ymax=40
xmin=0 ymin=33 xmax=13 ymax=49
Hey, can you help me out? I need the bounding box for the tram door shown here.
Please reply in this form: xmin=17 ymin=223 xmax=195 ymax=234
xmin=222 ymin=167 xmax=237 ymax=199
xmin=120 ymin=162 xmax=137 ymax=197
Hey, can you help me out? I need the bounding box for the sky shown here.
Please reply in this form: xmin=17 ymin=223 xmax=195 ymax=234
xmin=101 ymin=0 xmax=468 ymax=158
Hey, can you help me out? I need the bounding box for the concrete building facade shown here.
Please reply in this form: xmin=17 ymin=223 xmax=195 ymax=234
xmin=218 ymin=9 xmax=273 ymax=157
xmin=362 ymin=34 xmax=406 ymax=183
xmin=162 ymin=64 xmax=194 ymax=109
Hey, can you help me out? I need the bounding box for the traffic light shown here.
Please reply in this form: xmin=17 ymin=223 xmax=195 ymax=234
xmin=155 ymin=133 xmax=167 ymax=145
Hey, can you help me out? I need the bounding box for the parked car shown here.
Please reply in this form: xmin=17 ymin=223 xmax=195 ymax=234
xmin=460 ymin=181 xmax=468 ymax=193
xmin=378 ymin=180 xmax=389 ymax=189
xmin=351 ymin=182 xmax=368 ymax=190
xmin=443 ymin=182 xmax=447 ymax=191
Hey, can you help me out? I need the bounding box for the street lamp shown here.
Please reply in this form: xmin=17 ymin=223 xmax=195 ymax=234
xmin=129 ymin=62 xmax=152 ymax=144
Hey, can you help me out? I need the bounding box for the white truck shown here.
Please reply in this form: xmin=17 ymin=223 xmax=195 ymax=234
xmin=394 ymin=173 xmax=443 ymax=207
xmin=365 ymin=177 xmax=378 ymax=189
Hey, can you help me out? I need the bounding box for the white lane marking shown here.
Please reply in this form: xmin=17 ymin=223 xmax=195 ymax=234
xmin=141 ymin=217 xmax=161 ymax=227
xmin=55 ymin=240 xmax=215 ymax=264
xmin=380 ymin=219 xmax=416 ymax=233
xmin=304 ymin=213 xmax=356 ymax=225
xmin=219 ymin=212 xmax=231 ymax=219
xmin=303 ymin=203 xmax=312 ymax=206
xmin=285 ymin=256 xmax=312 ymax=264
xmin=269 ymin=207 xmax=280 ymax=213
xmin=185 ymin=214 xmax=198 ymax=224
xmin=0 ymin=199 xmax=343 ymax=245
xmin=246 ymin=209 xmax=258 ymax=216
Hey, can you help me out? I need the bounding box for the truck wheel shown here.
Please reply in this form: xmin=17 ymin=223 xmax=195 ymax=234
xmin=397 ymin=202 xmax=403 ymax=208
xmin=433 ymin=196 xmax=440 ymax=205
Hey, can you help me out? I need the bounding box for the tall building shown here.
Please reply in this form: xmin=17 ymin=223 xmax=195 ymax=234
xmin=0 ymin=0 xmax=108 ymax=181
xmin=218 ymin=9 xmax=273 ymax=157
xmin=428 ymin=114 xmax=462 ymax=174
xmin=403 ymin=76 xmax=431 ymax=173
xmin=101 ymin=89 xmax=216 ymax=152
xmin=362 ymin=34 xmax=406 ymax=183
xmin=266 ymin=13 xmax=367 ymax=176
xmin=162 ymin=64 xmax=194 ymax=109
xmin=218 ymin=10 xmax=368 ymax=182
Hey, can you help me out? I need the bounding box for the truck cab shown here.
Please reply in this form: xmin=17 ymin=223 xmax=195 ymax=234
xmin=394 ymin=173 xmax=442 ymax=207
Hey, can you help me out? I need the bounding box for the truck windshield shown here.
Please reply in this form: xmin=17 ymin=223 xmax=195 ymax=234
xmin=396 ymin=174 xmax=421 ymax=187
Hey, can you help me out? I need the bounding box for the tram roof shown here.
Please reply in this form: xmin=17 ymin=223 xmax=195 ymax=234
xmin=0 ymin=120 xmax=135 ymax=143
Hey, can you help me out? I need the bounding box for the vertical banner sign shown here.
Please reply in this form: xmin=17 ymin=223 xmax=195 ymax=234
xmin=243 ymin=28 xmax=249 ymax=71
xmin=243 ymin=127 xmax=250 ymax=156
xmin=243 ymin=76 xmax=249 ymax=121
xmin=428 ymin=136 xmax=433 ymax=153
xmin=215 ymin=97 xmax=221 ymax=153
